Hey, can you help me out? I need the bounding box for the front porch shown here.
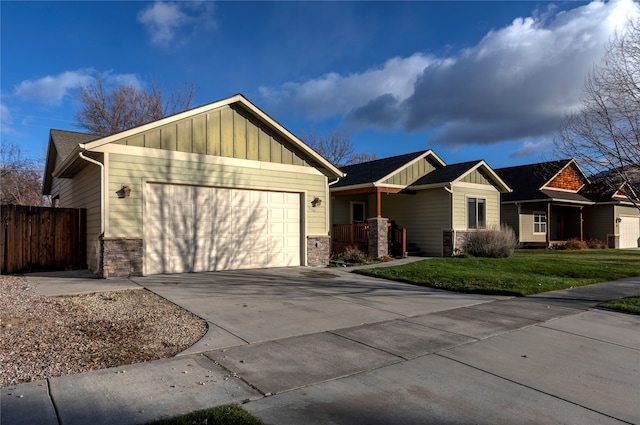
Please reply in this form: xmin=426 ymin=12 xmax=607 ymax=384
xmin=332 ymin=221 xmax=407 ymax=257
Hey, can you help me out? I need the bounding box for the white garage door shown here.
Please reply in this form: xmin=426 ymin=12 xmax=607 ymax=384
xmin=145 ymin=183 xmax=301 ymax=274
xmin=619 ymin=216 xmax=640 ymax=249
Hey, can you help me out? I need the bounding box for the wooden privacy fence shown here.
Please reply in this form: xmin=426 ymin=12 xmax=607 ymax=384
xmin=1 ymin=205 xmax=87 ymax=274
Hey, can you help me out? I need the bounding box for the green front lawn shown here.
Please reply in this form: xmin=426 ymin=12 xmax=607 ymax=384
xmin=600 ymin=295 xmax=640 ymax=315
xmin=355 ymin=249 xmax=640 ymax=296
xmin=146 ymin=404 xmax=264 ymax=425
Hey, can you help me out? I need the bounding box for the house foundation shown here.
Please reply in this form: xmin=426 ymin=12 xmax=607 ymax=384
xmin=100 ymin=237 xmax=143 ymax=278
xmin=307 ymin=235 xmax=331 ymax=266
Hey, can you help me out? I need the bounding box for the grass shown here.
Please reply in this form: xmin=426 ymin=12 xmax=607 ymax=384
xmin=354 ymin=249 xmax=640 ymax=296
xmin=600 ymin=295 xmax=640 ymax=315
xmin=146 ymin=404 xmax=264 ymax=425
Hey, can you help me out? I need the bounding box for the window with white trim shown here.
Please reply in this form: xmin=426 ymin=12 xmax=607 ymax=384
xmin=534 ymin=212 xmax=547 ymax=234
xmin=467 ymin=197 xmax=486 ymax=229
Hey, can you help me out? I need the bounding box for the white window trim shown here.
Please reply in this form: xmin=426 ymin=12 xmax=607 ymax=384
xmin=466 ymin=196 xmax=487 ymax=230
xmin=533 ymin=211 xmax=547 ymax=234
xmin=350 ymin=201 xmax=366 ymax=223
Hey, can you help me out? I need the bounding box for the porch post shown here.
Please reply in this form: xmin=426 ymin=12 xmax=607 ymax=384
xmin=580 ymin=206 xmax=584 ymax=241
xmin=376 ymin=187 xmax=382 ymax=217
xmin=546 ymin=202 xmax=551 ymax=246
xmin=368 ymin=216 xmax=389 ymax=259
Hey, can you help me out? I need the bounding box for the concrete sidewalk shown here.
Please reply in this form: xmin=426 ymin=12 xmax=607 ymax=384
xmin=2 ymin=272 xmax=639 ymax=425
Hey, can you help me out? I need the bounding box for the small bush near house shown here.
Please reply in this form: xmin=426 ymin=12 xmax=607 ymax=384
xmin=560 ymin=238 xmax=588 ymax=250
xmin=146 ymin=404 xmax=264 ymax=425
xmin=462 ymin=225 xmax=518 ymax=258
xmin=332 ymin=246 xmax=368 ymax=264
xmin=587 ymin=238 xmax=608 ymax=249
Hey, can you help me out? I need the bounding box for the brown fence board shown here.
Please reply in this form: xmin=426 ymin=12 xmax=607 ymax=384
xmin=1 ymin=205 xmax=87 ymax=274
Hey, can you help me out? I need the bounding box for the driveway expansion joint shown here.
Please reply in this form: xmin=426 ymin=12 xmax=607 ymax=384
xmin=46 ymin=378 xmax=61 ymax=425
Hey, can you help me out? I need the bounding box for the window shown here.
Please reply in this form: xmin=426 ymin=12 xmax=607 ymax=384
xmin=467 ymin=197 xmax=486 ymax=229
xmin=534 ymin=212 xmax=547 ymax=234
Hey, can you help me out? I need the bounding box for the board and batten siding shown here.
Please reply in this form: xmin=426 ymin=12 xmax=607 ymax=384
xmin=452 ymin=184 xmax=501 ymax=230
xmin=113 ymin=104 xmax=311 ymax=168
xmin=381 ymin=158 xmax=437 ymax=186
xmin=381 ymin=189 xmax=450 ymax=256
xmin=104 ymin=150 xmax=328 ymax=239
xmin=51 ymin=160 xmax=102 ymax=272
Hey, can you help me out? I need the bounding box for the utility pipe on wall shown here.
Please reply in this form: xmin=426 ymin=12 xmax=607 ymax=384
xmin=78 ymin=148 xmax=105 ymax=236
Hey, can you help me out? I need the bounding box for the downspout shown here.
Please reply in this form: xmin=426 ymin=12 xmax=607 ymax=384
xmin=327 ymin=177 xmax=341 ymax=237
xmin=444 ymin=184 xmax=454 ymax=255
xmin=78 ymin=147 xmax=105 ymax=236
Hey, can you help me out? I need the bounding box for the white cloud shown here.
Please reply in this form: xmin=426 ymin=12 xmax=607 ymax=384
xmin=260 ymin=0 xmax=639 ymax=151
xmin=13 ymin=69 xmax=144 ymax=105
xmin=14 ymin=69 xmax=95 ymax=105
xmin=0 ymin=103 xmax=14 ymax=135
xmin=137 ymin=1 xmax=217 ymax=46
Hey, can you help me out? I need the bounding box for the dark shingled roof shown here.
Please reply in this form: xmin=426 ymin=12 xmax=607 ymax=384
xmin=496 ymin=159 xmax=575 ymax=203
xmin=410 ymin=160 xmax=482 ymax=186
xmin=50 ymin=129 xmax=101 ymax=162
xmin=332 ymin=150 xmax=429 ymax=188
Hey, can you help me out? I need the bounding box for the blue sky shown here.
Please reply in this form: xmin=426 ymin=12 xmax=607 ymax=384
xmin=1 ymin=0 xmax=638 ymax=169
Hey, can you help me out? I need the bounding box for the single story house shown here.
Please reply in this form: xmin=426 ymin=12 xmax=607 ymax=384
xmin=495 ymin=159 xmax=640 ymax=248
xmin=582 ymin=177 xmax=640 ymax=249
xmin=330 ymin=150 xmax=511 ymax=257
xmin=43 ymin=94 xmax=343 ymax=277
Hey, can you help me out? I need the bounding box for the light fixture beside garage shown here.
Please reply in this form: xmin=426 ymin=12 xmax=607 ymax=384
xmin=116 ymin=185 xmax=131 ymax=198
xmin=311 ymin=197 xmax=322 ymax=208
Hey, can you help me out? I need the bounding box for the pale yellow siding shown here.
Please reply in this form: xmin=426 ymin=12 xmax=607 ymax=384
xmin=381 ymin=158 xmax=436 ymax=186
xmin=113 ymin=104 xmax=312 ymax=168
xmin=51 ymin=160 xmax=102 ymax=272
xmin=518 ymin=204 xmax=548 ymax=243
xmin=106 ymin=151 xmax=328 ymax=238
xmin=452 ymin=185 xmax=500 ymax=230
xmin=381 ymin=189 xmax=450 ymax=256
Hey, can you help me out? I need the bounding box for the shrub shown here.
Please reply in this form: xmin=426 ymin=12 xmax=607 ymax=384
xmin=586 ymin=238 xmax=608 ymax=249
xmin=560 ymin=238 xmax=588 ymax=250
xmin=461 ymin=225 xmax=518 ymax=258
xmin=332 ymin=247 xmax=368 ymax=264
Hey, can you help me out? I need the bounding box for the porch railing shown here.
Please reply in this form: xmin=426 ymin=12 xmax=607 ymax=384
xmin=332 ymin=222 xmax=407 ymax=257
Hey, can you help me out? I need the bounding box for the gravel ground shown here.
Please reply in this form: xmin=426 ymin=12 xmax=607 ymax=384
xmin=0 ymin=275 xmax=207 ymax=387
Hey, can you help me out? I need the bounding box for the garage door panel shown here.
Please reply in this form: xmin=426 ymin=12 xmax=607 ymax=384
xmin=145 ymin=184 xmax=301 ymax=274
xmin=620 ymin=217 xmax=640 ymax=248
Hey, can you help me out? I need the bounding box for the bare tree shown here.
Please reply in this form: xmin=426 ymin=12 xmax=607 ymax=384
xmin=555 ymin=17 xmax=640 ymax=210
xmin=0 ymin=142 xmax=47 ymax=206
xmin=73 ymin=73 xmax=196 ymax=136
xmin=299 ymin=128 xmax=376 ymax=166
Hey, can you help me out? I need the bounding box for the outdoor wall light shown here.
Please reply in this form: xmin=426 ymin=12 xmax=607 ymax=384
xmin=116 ymin=185 xmax=131 ymax=199
xmin=615 ymin=217 xmax=622 ymax=223
xmin=311 ymin=197 xmax=322 ymax=207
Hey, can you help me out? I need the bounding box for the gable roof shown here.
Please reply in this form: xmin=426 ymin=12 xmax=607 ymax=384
xmin=331 ymin=150 xmax=445 ymax=190
xmin=43 ymin=129 xmax=101 ymax=194
xmin=496 ymin=159 xmax=592 ymax=204
xmin=48 ymin=94 xmax=343 ymax=182
xmin=410 ymin=160 xmax=511 ymax=192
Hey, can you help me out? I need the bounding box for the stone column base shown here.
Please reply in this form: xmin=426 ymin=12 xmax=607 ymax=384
xmin=307 ymin=235 xmax=331 ymax=266
xmin=100 ymin=237 xmax=143 ymax=278
xmin=368 ymin=217 xmax=389 ymax=260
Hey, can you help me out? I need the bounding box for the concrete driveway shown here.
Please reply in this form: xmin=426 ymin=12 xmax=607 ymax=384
xmin=131 ymin=266 xmax=505 ymax=352
xmin=4 ymin=266 xmax=639 ymax=425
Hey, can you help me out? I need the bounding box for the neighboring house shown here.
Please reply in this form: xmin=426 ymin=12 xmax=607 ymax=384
xmin=330 ymin=150 xmax=511 ymax=257
xmin=496 ymin=159 xmax=594 ymax=247
xmin=582 ymin=176 xmax=640 ymax=249
xmin=495 ymin=159 xmax=640 ymax=248
xmin=43 ymin=94 xmax=343 ymax=277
